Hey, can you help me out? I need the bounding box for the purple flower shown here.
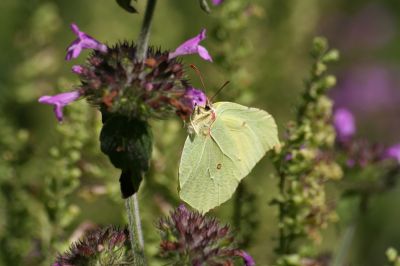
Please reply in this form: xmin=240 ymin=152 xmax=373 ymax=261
xmin=38 ymin=90 xmax=81 ymax=122
xmin=284 ymin=153 xmax=293 ymax=161
xmin=72 ymin=65 xmax=84 ymax=74
xmin=330 ymin=65 xmax=400 ymax=142
xmin=236 ymin=250 xmax=256 ymax=266
xmin=53 ymin=226 xmax=132 ymax=266
xmin=184 ymin=87 xmax=207 ymax=109
xmin=66 ymin=23 xmax=107 ymax=61
xmin=169 ymin=29 xmax=213 ymax=62
xmin=158 ymin=204 xmax=251 ymax=265
xmin=384 ymin=144 xmax=400 ymax=163
xmin=333 ymin=108 xmax=356 ymax=142
xmin=212 ymin=0 xmax=224 ymax=5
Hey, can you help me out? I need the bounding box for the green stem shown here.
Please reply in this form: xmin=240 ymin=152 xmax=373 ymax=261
xmin=125 ymin=194 xmax=147 ymax=265
xmin=136 ymin=0 xmax=158 ymax=61
xmin=125 ymin=1 xmax=158 ymax=264
xmin=277 ymin=167 xmax=287 ymax=255
xmin=332 ymin=223 xmax=356 ymax=266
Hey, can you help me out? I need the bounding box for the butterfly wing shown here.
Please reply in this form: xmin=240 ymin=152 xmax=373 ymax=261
xmin=179 ymin=132 xmax=240 ymax=213
xmin=210 ymin=101 xmax=279 ymax=179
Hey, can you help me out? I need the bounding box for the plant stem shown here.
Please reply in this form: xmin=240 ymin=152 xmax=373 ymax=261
xmin=126 ymin=194 xmax=147 ymax=265
xmin=136 ymin=0 xmax=158 ymax=61
xmin=277 ymin=168 xmax=287 ymax=255
xmin=125 ymin=1 xmax=158 ymax=264
xmin=332 ymin=223 xmax=356 ymax=266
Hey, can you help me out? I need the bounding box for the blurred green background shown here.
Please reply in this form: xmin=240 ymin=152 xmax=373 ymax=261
xmin=0 ymin=0 xmax=399 ymax=265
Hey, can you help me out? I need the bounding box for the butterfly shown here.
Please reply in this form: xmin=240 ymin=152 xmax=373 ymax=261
xmin=179 ymin=100 xmax=279 ymax=213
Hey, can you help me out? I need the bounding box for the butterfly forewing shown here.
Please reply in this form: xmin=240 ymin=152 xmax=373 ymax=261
xmin=211 ymin=102 xmax=279 ymax=178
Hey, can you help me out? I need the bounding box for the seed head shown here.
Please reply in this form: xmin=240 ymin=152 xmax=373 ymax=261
xmin=75 ymin=42 xmax=195 ymax=120
xmin=157 ymin=204 xmax=254 ymax=266
xmin=53 ymin=226 xmax=133 ymax=266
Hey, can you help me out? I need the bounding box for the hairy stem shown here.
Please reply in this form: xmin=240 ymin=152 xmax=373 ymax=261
xmin=126 ymin=194 xmax=147 ymax=265
xmin=136 ymin=0 xmax=158 ymax=61
xmin=125 ymin=0 xmax=158 ymax=264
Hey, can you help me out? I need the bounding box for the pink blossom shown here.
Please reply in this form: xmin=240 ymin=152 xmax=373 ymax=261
xmin=66 ymin=23 xmax=107 ymax=60
xmin=169 ymin=29 xmax=212 ymax=62
xmin=38 ymin=90 xmax=81 ymax=122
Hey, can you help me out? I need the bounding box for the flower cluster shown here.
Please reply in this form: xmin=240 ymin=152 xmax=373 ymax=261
xmin=386 ymin=247 xmax=400 ymax=266
xmin=272 ymin=38 xmax=342 ymax=262
xmin=39 ymin=24 xmax=211 ymax=122
xmin=333 ymin=107 xmax=400 ymax=167
xmin=157 ymin=204 xmax=255 ymax=266
xmin=38 ymin=23 xmax=212 ymax=198
xmin=53 ymin=226 xmax=132 ymax=266
xmin=76 ymin=43 xmax=192 ymax=120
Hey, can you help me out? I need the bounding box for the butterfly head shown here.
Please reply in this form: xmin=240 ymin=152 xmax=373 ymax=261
xmin=188 ymin=101 xmax=216 ymax=136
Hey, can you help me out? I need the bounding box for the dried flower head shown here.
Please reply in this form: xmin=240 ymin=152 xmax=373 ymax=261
xmin=74 ymin=42 xmax=197 ymax=120
xmin=157 ymin=204 xmax=254 ymax=266
xmin=53 ymin=226 xmax=133 ymax=266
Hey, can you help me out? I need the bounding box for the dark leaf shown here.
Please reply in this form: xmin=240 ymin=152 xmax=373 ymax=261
xmin=100 ymin=115 xmax=152 ymax=197
xmin=116 ymin=0 xmax=138 ymax=13
xmin=198 ymin=0 xmax=210 ymax=13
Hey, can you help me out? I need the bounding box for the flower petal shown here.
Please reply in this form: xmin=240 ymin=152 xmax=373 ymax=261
xmin=70 ymin=23 xmax=80 ymax=35
xmin=212 ymin=0 xmax=224 ymax=5
xmin=65 ymin=23 xmax=107 ymax=60
xmin=38 ymin=90 xmax=81 ymax=122
xmin=236 ymin=250 xmax=255 ymax=266
xmin=384 ymin=143 xmax=400 ymax=163
xmin=184 ymin=87 xmax=207 ymax=109
xmin=333 ymin=108 xmax=356 ymax=142
xmin=197 ymin=45 xmax=213 ymax=62
xmin=72 ymin=65 xmax=84 ymax=74
xmin=169 ymin=29 xmax=213 ymax=62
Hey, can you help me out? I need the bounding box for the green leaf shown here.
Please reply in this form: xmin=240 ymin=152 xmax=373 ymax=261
xmin=115 ymin=0 xmax=138 ymax=13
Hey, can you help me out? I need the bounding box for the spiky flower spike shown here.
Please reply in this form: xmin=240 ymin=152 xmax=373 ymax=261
xmin=75 ymin=42 xmax=194 ymax=120
xmin=53 ymin=226 xmax=133 ymax=266
xmin=157 ymin=205 xmax=255 ymax=266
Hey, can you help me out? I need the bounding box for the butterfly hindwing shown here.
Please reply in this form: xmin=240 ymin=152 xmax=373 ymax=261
xmin=179 ymin=130 xmax=240 ymax=213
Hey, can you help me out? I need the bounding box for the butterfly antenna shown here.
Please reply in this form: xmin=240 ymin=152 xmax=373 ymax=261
xmin=210 ymin=81 xmax=230 ymax=102
xmin=190 ymin=64 xmax=207 ymax=92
